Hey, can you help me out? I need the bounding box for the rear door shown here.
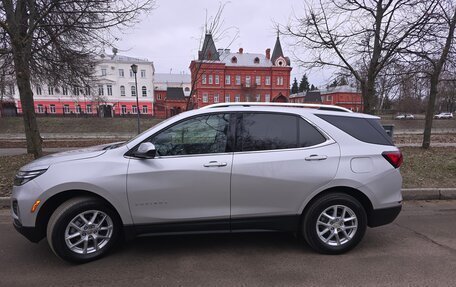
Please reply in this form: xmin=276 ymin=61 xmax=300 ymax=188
xmin=230 ymin=112 xmax=340 ymax=228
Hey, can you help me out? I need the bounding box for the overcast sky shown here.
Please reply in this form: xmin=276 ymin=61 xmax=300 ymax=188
xmin=116 ymin=0 xmax=333 ymax=87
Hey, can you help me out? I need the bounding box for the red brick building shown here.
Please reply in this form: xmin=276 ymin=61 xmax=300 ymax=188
xmin=153 ymin=73 xmax=191 ymax=118
xmin=189 ymin=33 xmax=292 ymax=108
xmin=290 ymin=86 xmax=363 ymax=112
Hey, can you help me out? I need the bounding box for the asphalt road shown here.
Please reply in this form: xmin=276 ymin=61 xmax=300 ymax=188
xmin=1 ymin=200 xmax=455 ymax=287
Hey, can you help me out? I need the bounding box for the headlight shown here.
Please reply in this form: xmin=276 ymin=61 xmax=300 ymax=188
xmin=14 ymin=169 xmax=47 ymax=186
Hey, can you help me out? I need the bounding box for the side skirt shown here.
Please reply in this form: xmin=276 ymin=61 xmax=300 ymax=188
xmin=124 ymin=215 xmax=300 ymax=240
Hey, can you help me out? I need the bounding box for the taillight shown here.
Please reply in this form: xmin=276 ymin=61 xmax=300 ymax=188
xmin=382 ymin=151 xmax=403 ymax=168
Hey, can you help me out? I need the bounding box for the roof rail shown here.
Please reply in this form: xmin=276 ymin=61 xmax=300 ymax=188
xmin=200 ymin=102 xmax=353 ymax=113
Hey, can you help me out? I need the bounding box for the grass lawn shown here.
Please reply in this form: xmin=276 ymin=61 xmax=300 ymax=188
xmin=0 ymin=117 xmax=163 ymax=134
xmin=1 ymin=116 xmax=455 ymax=134
xmin=0 ymin=147 xmax=455 ymax=197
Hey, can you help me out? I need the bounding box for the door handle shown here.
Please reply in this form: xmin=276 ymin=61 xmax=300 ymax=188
xmin=305 ymin=155 xmax=328 ymax=161
xmin=203 ymin=161 xmax=228 ymax=167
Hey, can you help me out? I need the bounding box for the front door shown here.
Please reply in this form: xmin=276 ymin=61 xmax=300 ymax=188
xmin=127 ymin=113 xmax=233 ymax=229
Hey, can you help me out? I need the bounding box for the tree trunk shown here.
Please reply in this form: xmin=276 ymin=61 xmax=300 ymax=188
xmin=12 ymin=50 xmax=43 ymax=158
xmin=422 ymin=75 xmax=439 ymax=149
xmin=361 ymin=78 xmax=376 ymax=114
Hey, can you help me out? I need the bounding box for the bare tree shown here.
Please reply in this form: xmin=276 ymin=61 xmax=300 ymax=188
xmin=187 ymin=3 xmax=239 ymax=110
xmin=285 ymin=0 xmax=436 ymax=114
xmin=0 ymin=0 xmax=155 ymax=158
xmin=400 ymin=0 xmax=456 ymax=148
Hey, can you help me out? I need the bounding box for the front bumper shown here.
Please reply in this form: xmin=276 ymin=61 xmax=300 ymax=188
xmin=13 ymin=219 xmax=43 ymax=243
xmin=368 ymin=204 xmax=402 ymax=227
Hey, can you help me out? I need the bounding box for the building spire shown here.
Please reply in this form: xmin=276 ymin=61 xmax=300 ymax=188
xmin=271 ymin=32 xmax=284 ymax=64
xmin=198 ymin=33 xmax=220 ymax=61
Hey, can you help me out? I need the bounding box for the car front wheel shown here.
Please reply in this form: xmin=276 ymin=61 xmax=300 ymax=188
xmin=302 ymin=193 xmax=367 ymax=254
xmin=46 ymin=197 xmax=120 ymax=263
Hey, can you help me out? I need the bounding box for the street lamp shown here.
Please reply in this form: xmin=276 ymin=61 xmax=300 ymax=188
xmin=131 ymin=64 xmax=140 ymax=134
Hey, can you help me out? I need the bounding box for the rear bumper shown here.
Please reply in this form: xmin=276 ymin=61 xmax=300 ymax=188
xmin=13 ymin=219 xmax=43 ymax=243
xmin=368 ymin=204 xmax=402 ymax=227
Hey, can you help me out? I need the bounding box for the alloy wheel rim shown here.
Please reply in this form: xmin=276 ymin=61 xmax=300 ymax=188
xmin=64 ymin=210 xmax=113 ymax=255
xmin=316 ymin=205 xmax=358 ymax=247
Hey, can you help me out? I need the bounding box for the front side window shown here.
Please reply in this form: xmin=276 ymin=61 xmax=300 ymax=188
xmin=239 ymin=113 xmax=298 ymax=152
xmin=150 ymin=113 xmax=231 ymax=156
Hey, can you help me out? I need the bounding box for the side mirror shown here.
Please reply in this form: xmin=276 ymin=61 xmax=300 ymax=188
xmin=133 ymin=142 xmax=156 ymax=159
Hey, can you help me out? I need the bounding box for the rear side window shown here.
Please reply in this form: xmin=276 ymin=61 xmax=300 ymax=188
xmin=316 ymin=114 xmax=394 ymax=146
xmin=239 ymin=113 xmax=327 ymax=152
xmin=299 ymin=118 xmax=326 ymax=147
xmin=240 ymin=113 xmax=297 ymax=151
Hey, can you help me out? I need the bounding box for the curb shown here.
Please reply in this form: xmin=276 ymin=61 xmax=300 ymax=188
xmin=1 ymin=188 xmax=455 ymax=209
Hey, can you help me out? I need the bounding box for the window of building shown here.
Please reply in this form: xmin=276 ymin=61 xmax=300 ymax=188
xmin=86 ymin=105 xmax=92 ymax=113
xmin=215 ymin=75 xmax=220 ymax=85
xmin=120 ymin=85 xmax=125 ymax=96
xmin=157 ymin=94 xmax=162 ymax=100
xmin=214 ymin=94 xmax=219 ymax=103
xmin=142 ymin=105 xmax=148 ymax=114
xmin=225 ymin=75 xmax=231 ymax=85
xmin=202 ymin=74 xmax=207 ymax=84
xmin=48 ymin=86 xmax=54 ymax=95
xmin=235 ymin=94 xmax=240 ymax=102
xmin=245 ymin=76 xmax=251 ymax=87
xmin=131 ymin=86 xmax=136 ymax=97
xmin=327 ymin=95 xmax=332 ymax=102
xmin=235 ymin=75 xmax=241 ymax=85
xmin=150 ymin=113 xmax=231 ymax=156
xmin=73 ymin=86 xmax=80 ymax=96
xmin=37 ymin=104 xmax=44 ymax=113
xmin=36 ymin=86 xmax=42 ymax=96
xmin=119 ymin=69 xmax=124 ymax=77
xmin=231 ymin=57 xmax=237 ymax=63
xmin=140 ymin=70 xmax=146 ymax=78
xmin=50 ymin=104 xmax=56 ymax=113
xmin=85 ymin=86 xmax=91 ymax=96
xmin=132 ymin=105 xmax=138 ymax=114
xmin=75 ymin=105 xmax=81 ymax=114
xmin=101 ymin=68 xmax=107 ymax=76
xmin=265 ymin=76 xmax=271 ymax=85
xmin=254 ymin=57 xmax=260 ymax=64
xmin=63 ymin=104 xmax=70 ymax=114
xmin=184 ymin=87 xmax=190 ymax=92
xmin=98 ymin=85 xmax=104 ymax=96
xmin=121 ymin=105 xmax=127 ymax=114
xmin=256 ymin=76 xmax=261 ymax=86
xmin=225 ymin=94 xmax=230 ymax=102
xmin=202 ymin=93 xmax=208 ymax=103
xmin=256 ymin=94 xmax=261 ymax=102
xmin=277 ymin=76 xmax=284 ymax=86
xmin=107 ymin=84 xmax=112 ymax=96
xmin=265 ymin=94 xmax=270 ymax=102
xmin=130 ymin=69 xmax=134 ymax=77
xmin=142 ymin=86 xmax=147 ymax=97
xmin=209 ymin=75 xmax=213 ymax=84
xmin=9 ymin=85 xmax=15 ymax=95
xmin=62 ymin=86 xmax=68 ymax=96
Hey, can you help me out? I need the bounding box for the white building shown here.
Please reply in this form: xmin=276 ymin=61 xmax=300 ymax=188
xmin=12 ymin=52 xmax=155 ymax=117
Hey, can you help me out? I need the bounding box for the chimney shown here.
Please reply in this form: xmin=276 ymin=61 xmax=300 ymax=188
xmin=266 ymin=48 xmax=271 ymax=60
xmin=239 ymin=48 xmax=243 ymax=54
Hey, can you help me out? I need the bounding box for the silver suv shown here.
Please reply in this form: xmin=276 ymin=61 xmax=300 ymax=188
xmin=11 ymin=103 xmax=403 ymax=263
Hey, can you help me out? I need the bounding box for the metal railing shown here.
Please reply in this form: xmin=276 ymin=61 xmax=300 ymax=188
xmin=200 ymin=102 xmax=353 ymax=113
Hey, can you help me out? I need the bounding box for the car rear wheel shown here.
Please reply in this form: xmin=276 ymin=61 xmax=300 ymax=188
xmin=47 ymin=197 xmax=120 ymax=263
xmin=302 ymin=193 xmax=367 ymax=254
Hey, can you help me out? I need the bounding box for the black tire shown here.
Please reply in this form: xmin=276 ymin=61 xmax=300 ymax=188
xmin=46 ymin=196 xmax=121 ymax=263
xmin=302 ymin=193 xmax=367 ymax=254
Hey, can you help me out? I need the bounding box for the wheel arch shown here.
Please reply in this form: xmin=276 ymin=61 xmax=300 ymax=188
xmin=300 ymin=186 xmax=376 ymax=227
xmin=34 ymin=190 xmax=124 ymax=242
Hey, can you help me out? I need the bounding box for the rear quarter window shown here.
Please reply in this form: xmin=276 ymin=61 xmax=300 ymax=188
xmin=316 ymin=114 xmax=394 ymax=146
